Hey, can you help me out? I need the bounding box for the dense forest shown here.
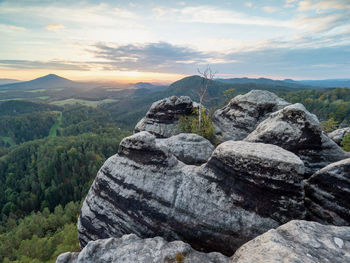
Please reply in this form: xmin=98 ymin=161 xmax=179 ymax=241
xmin=59 ymin=106 xmax=121 ymax=136
xmin=0 ymin=130 xmax=128 ymax=221
xmin=0 ymin=201 xmax=80 ymax=263
xmin=281 ymin=88 xmax=350 ymax=125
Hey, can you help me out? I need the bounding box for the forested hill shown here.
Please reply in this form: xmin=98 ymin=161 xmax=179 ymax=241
xmin=102 ymin=75 xmax=350 ymax=129
xmin=102 ymin=75 xmax=307 ymax=129
xmin=165 ymin=75 xmax=305 ymax=105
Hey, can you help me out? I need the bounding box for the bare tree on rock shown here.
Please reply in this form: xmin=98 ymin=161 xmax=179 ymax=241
xmin=197 ymin=66 xmax=216 ymax=132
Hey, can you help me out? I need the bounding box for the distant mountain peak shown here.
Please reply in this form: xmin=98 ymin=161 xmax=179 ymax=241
xmin=33 ymin=74 xmax=71 ymax=82
xmin=0 ymin=78 xmax=20 ymax=85
xmin=0 ymin=73 xmax=76 ymax=91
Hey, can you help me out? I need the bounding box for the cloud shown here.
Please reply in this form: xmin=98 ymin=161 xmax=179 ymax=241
xmin=1 ymin=39 xmax=349 ymax=79
xmin=0 ymin=60 xmax=89 ymax=70
xmin=263 ymin=6 xmax=279 ymax=13
xmin=94 ymin=41 xmax=350 ymax=78
xmin=218 ymin=44 xmax=350 ymax=79
xmin=113 ymin=8 xmax=138 ymax=19
xmin=90 ymin=42 xmax=237 ymax=73
xmin=285 ymin=0 xmax=298 ymax=6
xmin=153 ymin=6 xmax=293 ymax=28
xmin=0 ymin=24 xmax=27 ymax=33
xmin=45 ymin=24 xmax=65 ymax=32
xmin=0 ymin=2 xmax=143 ymax=34
xmin=0 ymin=1 xmax=349 ymax=79
xmin=1 ymin=2 xmax=151 ymax=43
xmin=88 ymin=39 xmax=350 ymax=78
xmin=9 ymin=25 xmax=26 ymax=31
xmin=293 ymin=6 xmax=350 ymax=34
xmin=92 ymin=42 xmax=204 ymax=72
xmin=298 ymin=0 xmax=350 ymax=11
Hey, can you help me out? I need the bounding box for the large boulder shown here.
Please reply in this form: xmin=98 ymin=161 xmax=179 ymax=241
xmin=245 ymin=103 xmax=350 ymax=175
xmin=230 ymin=220 xmax=350 ymax=263
xmin=304 ymin=158 xmax=350 ymax=226
xmin=134 ymin=96 xmax=198 ymax=138
xmin=212 ymin=90 xmax=290 ymax=143
xmin=78 ymin=131 xmax=305 ymax=256
xmin=155 ymin=133 xmax=214 ymax=165
xmin=56 ymin=234 xmax=228 ymax=263
xmin=328 ymin=127 xmax=350 ymax=145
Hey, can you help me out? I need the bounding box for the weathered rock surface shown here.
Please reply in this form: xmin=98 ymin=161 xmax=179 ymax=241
xmin=78 ymin=131 xmax=305 ymax=256
xmin=304 ymin=158 xmax=350 ymax=226
xmin=328 ymin=127 xmax=350 ymax=145
xmin=134 ymin=96 xmax=198 ymax=138
xmin=56 ymin=234 xmax=229 ymax=263
xmin=230 ymin=220 xmax=350 ymax=263
xmin=212 ymin=90 xmax=290 ymax=143
xmin=59 ymin=220 xmax=350 ymax=263
xmin=56 ymin=252 xmax=79 ymax=263
xmin=155 ymin=133 xmax=214 ymax=165
xmin=245 ymin=103 xmax=350 ymax=175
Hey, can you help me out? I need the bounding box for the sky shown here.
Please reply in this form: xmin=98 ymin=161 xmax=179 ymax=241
xmin=0 ymin=0 xmax=350 ymax=83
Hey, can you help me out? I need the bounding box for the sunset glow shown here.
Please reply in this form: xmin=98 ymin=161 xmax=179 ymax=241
xmin=1 ymin=0 xmax=350 ymax=82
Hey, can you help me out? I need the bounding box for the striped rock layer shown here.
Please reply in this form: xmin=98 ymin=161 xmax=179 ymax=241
xmin=305 ymin=158 xmax=350 ymax=226
xmin=78 ymin=131 xmax=305 ymax=256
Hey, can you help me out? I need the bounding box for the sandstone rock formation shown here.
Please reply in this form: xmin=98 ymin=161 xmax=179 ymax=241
xmin=155 ymin=133 xmax=214 ymax=165
xmin=328 ymin=127 xmax=350 ymax=145
xmin=68 ymin=91 xmax=350 ymax=262
xmin=304 ymin=158 xmax=350 ymax=226
xmin=58 ymin=220 xmax=350 ymax=263
xmin=134 ymin=96 xmax=198 ymax=138
xmin=78 ymin=131 xmax=306 ymax=255
xmin=245 ymin=103 xmax=350 ymax=175
xmin=57 ymin=234 xmax=228 ymax=263
xmin=212 ymin=90 xmax=290 ymax=143
xmin=230 ymin=220 xmax=350 ymax=263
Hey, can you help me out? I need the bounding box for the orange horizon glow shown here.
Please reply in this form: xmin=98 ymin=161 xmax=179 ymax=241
xmin=1 ymin=1 xmax=349 ymax=82
xmin=0 ymin=68 xmax=316 ymax=85
xmin=0 ymin=68 xmax=188 ymax=85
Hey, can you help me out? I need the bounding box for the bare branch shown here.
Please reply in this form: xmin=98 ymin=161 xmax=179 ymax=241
xmin=196 ymin=65 xmax=216 ymax=132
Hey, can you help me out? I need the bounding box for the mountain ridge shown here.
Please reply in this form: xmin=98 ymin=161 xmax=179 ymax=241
xmin=0 ymin=73 xmax=77 ymax=91
xmin=1 ymin=73 xmax=349 ymax=92
xmin=216 ymin=77 xmax=350 ymax=89
xmin=0 ymin=78 xmax=20 ymax=85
